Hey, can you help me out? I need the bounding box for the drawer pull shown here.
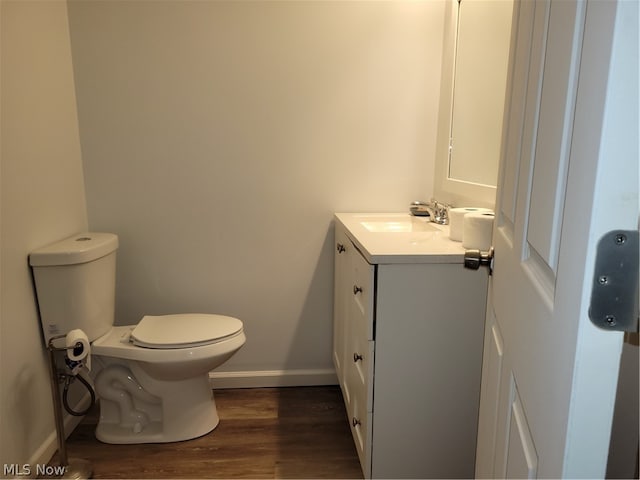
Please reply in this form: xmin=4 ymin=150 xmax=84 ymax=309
xmin=353 ymin=285 xmax=363 ymax=295
xmin=336 ymin=243 xmax=346 ymax=254
xmin=352 ymin=417 xmax=361 ymax=427
xmin=353 ymin=353 xmax=363 ymax=362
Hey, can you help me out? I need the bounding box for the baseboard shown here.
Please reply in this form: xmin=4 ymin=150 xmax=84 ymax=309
xmin=208 ymin=368 xmax=338 ymax=389
xmin=27 ymin=392 xmax=91 ymax=471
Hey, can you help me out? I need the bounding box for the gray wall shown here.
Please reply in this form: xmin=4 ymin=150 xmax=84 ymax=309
xmin=0 ymin=0 xmax=88 ymax=466
xmin=68 ymin=1 xmax=445 ymax=378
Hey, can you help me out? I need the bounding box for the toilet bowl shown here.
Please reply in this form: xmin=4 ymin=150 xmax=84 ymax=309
xmin=91 ymin=314 xmax=246 ymax=444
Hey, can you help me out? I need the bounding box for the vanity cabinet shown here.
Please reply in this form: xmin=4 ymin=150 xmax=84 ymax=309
xmin=333 ymin=214 xmax=488 ymax=479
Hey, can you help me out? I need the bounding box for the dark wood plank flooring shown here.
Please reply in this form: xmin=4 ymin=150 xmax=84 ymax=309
xmin=56 ymin=386 xmax=363 ymax=479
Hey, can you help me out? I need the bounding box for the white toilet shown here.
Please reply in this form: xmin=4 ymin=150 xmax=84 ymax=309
xmin=29 ymin=233 xmax=246 ymax=444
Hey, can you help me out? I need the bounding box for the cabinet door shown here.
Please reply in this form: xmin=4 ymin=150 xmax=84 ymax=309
xmin=348 ymin=381 xmax=374 ymax=479
xmin=345 ymin=248 xmax=375 ymax=477
xmin=333 ymin=225 xmax=350 ymax=389
xmin=348 ymin=248 xmax=375 ymax=410
xmin=372 ymin=263 xmax=487 ymax=479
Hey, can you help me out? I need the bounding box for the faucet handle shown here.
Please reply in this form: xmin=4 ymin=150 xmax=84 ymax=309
xmin=427 ymin=200 xmax=450 ymax=224
xmin=412 ymin=199 xmax=451 ymax=223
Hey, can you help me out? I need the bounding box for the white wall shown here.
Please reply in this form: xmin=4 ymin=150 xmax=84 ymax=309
xmin=68 ymin=1 xmax=445 ymax=381
xmin=0 ymin=0 xmax=88 ymax=466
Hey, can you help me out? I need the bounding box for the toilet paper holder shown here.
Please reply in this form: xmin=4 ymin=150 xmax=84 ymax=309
xmin=45 ymin=334 xmax=94 ymax=479
xmin=464 ymin=247 xmax=494 ymax=275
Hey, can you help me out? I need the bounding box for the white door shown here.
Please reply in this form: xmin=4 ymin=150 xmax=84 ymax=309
xmin=475 ymin=0 xmax=638 ymax=478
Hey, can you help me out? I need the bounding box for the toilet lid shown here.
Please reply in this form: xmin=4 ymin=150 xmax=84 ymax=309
xmin=131 ymin=314 xmax=243 ymax=349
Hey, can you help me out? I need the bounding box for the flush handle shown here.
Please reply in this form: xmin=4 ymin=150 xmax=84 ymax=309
xmin=464 ymin=247 xmax=494 ymax=275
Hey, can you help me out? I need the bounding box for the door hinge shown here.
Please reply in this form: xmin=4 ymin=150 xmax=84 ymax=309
xmin=589 ymin=230 xmax=639 ymax=332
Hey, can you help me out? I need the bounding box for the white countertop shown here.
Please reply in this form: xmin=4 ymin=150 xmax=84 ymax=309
xmin=335 ymin=212 xmax=467 ymax=264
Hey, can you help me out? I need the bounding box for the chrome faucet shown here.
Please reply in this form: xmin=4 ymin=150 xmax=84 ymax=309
xmin=410 ymin=199 xmax=450 ymax=225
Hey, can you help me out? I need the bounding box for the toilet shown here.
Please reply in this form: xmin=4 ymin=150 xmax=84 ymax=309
xmin=29 ymin=233 xmax=246 ymax=444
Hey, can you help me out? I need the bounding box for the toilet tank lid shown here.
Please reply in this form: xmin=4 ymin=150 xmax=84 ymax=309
xmin=29 ymin=233 xmax=119 ymax=266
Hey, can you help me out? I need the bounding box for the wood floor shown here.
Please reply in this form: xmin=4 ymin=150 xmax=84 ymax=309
xmin=57 ymin=386 xmax=363 ymax=479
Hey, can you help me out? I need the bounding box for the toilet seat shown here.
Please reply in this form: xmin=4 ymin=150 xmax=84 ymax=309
xmin=92 ymin=324 xmax=246 ymax=365
xmin=131 ymin=314 xmax=243 ymax=349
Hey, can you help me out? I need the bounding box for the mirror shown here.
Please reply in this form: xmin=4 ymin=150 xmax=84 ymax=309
xmin=449 ymin=0 xmax=513 ymax=186
xmin=433 ymin=0 xmax=514 ymax=207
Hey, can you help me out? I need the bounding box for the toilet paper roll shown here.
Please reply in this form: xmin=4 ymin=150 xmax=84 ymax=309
xmin=66 ymin=329 xmax=90 ymax=362
xmin=462 ymin=212 xmax=495 ymax=250
xmin=449 ymin=207 xmax=493 ymax=242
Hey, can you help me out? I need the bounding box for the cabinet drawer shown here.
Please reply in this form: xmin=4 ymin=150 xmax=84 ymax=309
xmin=347 ymin=337 xmax=375 ymax=412
xmin=344 ymin=340 xmax=374 ymax=476
xmin=348 ymin=390 xmax=373 ymax=478
xmin=350 ymin=247 xmax=375 ymax=340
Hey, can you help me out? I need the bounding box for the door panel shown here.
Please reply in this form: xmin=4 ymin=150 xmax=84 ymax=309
xmin=498 ymin=0 xmax=534 ymax=228
xmin=476 ymin=0 xmax=634 ymax=477
xmin=505 ymin=385 xmax=538 ymax=479
xmin=475 ymin=303 xmax=504 ymax=478
xmin=526 ymin=0 xmax=583 ymax=272
xmin=491 ymin=0 xmax=587 ymax=472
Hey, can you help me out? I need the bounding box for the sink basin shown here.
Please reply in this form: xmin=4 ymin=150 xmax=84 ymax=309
xmin=357 ymin=215 xmax=440 ymax=233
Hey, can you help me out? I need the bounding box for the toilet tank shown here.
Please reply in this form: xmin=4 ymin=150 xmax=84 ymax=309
xmin=29 ymin=233 xmax=119 ymax=344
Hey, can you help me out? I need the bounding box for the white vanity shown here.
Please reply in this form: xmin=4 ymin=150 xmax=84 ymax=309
xmin=333 ymin=213 xmax=488 ymax=479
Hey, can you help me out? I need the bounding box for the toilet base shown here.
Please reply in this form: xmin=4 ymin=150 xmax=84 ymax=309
xmin=94 ymin=359 xmax=221 ymax=444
